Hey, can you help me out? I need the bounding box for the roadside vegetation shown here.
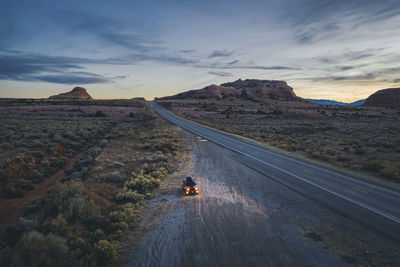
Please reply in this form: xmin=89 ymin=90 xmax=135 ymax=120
xmin=0 ymin=115 xmax=114 ymax=198
xmin=0 ymin=101 xmax=190 ymax=266
xmin=158 ymin=98 xmax=400 ymax=184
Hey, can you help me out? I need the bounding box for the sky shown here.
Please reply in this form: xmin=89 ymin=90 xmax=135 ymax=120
xmin=1 ymin=0 xmax=400 ymax=102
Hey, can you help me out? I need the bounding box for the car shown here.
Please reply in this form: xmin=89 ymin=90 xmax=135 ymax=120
xmin=182 ymin=176 xmax=199 ymax=195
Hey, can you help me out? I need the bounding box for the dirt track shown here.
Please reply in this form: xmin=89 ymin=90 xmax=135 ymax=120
xmin=0 ymin=154 xmax=80 ymax=233
xmin=126 ymin=132 xmax=399 ymax=266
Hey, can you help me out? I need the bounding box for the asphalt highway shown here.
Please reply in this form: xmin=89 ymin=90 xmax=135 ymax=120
xmin=147 ymin=101 xmax=400 ymax=241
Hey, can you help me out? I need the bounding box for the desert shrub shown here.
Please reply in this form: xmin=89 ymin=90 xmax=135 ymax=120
xmin=0 ymin=170 xmax=9 ymax=183
xmin=94 ymin=240 xmax=119 ymax=265
xmin=94 ymin=229 xmax=105 ymax=241
xmin=109 ymin=210 xmax=129 ymax=223
xmin=125 ymin=171 xmax=161 ymax=194
xmin=23 ymin=195 xmax=53 ymax=216
xmin=14 ymin=155 xmax=23 ymax=164
xmin=3 ymin=225 xmax=24 ymax=247
xmin=98 ymin=172 xmax=122 ymax=183
xmin=63 ymin=168 xmax=74 ymax=175
xmin=39 ymin=159 xmax=49 ymax=169
xmin=32 ymin=151 xmax=46 ymax=159
xmin=5 ymin=183 xmax=27 ymax=198
xmin=362 ymin=161 xmax=384 ymax=172
xmin=272 ymin=109 xmax=283 ymax=115
xmin=121 ymin=203 xmax=137 ymax=220
xmin=49 ymin=214 xmax=70 ymax=236
xmin=128 ymin=112 xmax=135 ymax=118
xmin=109 ymin=162 xmax=125 ymax=168
xmin=30 ymin=170 xmax=44 ymax=183
xmin=49 ymin=158 xmax=67 ymax=169
xmin=150 ymin=167 xmax=168 ymax=179
xmin=379 ymin=166 xmax=400 ymax=182
xmin=148 ymin=151 xmax=167 ymax=162
xmin=51 ymin=181 xmax=87 ymax=205
xmin=11 ymin=231 xmax=70 ymax=267
xmin=155 ymin=142 xmax=179 ymax=154
xmin=116 ymin=189 xmax=144 ymax=203
xmin=95 ymin=111 xmax=106 ymax=117
xmin=66 ymin=197 xmax=101 ymax=226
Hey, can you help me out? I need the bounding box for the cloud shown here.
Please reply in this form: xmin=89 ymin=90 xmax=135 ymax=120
xmin=0 ymin=49 xmax=199 ymax=84
xmin=126 ymin=54 xmax=198 ymax=65
xmin=200 ymin=64 xmax=300 ymax=71
xmin=56 ymin=10 xmax=158 ymax=52
xmin=0 ymin=51 xmax=122 ymax=84
xmin=285 ymin=0 xmax=400 ymax=44
xmin=35 ymin=74 xmax=110 ymax=84
xmin=209 ymin=50 xmax=233 ymax=58
xmin=316 ymin=49 xmax=382 ymax=65
xmin=180 ymin=49 xmax=195 ymax=53
xmin=227 ymin=60 xmax=239 ymax=65
xmin=208 ymin=71 xmax=233 ymax=77
xmin=307 ymin=73 xmax=377 ymax=82
xmin=336 ymin=66 xmax=354 ymax=71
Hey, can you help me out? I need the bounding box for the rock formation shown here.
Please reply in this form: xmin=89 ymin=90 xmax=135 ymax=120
xmin=49 ymin=87 xmax=93 ymax=100
xmin=158 ymin=79 xmax=304 ymax=101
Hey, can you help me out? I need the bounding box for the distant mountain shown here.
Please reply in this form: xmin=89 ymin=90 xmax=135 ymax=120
xmin=49 ymin=87 xmax=93 ymax=100
xmin=307 ymin=99 xmax=365 ymax=106
xmin=157 ymin=79 xmax=306 ymax=101
xmin=363 ymin=88 xmax=400 ymax=107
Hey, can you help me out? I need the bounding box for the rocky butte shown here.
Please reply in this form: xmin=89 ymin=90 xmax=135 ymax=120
xmin=49 ymin=87 xmax=93 ymax=100
xmin=363 ymin=88 xmax=400 ymax=107
xmin=157 ymin=79 xmax=306 ymax=101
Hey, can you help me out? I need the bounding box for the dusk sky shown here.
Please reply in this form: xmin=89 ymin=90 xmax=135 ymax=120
xmin=1 ymin=0 xmax=400 ymax=101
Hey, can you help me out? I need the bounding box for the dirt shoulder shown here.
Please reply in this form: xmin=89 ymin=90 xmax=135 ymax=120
xmin=119 ymin=157 xmax=194 ymax=265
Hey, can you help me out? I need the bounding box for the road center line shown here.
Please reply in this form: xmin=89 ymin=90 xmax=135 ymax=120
xmin=351 ymin=186 xmax=368 ymax=194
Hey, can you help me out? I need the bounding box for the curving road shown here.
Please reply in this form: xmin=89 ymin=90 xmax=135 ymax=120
xmin=147 ymin=101 xmax=400 ymax=241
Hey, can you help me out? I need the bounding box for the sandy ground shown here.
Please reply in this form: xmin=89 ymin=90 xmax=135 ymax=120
xmin=122 ymin=131 xmax=400 ymax=266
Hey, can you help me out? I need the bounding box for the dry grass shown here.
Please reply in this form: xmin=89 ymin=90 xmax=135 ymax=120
xmin=0 ymin=101 xmax=191 ymax=266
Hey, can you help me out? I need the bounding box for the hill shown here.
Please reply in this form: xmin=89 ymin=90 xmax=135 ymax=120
xmin=157 ymin=79 xmax=305 ymax=101
xmin=363 ymin=88 xmax=400 ymax=107
xmin=307 ymin=99 xmax=365 ymax=106
xmin=49 ymin=87 xmax=93 ymax=100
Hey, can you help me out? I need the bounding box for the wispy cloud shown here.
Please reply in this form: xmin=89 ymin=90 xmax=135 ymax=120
xmin=200 ymin=64 xmax=301 ymax=71
xmin=208 ymin=71 xmax=233 ymax=77
xmin=125 ymin=54 xmax=198 ymax=65
xmin=310 ymin=73 xmax=377 ymax=82
xmin=317 ymin=49 xmax=380 ymax=65
xmin=34 ymin=74 xmax=110 ymax=84
xmin=0 ymin=51 xmax=123 ymax=84
xmin=227 ymin=60 xmax=239 ymax=65
xmin=208 ymin=50 xmax=233 ymax=58
xmin=55 ymin=10 xmax=158 ymax=52
xmin=285 ymin=0 xmax=400 ymax=44
xmin=0 ymin=49 xmax=200 ymax=84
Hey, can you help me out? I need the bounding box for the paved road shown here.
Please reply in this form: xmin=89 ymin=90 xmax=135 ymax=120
xmin=148 ymin=101 xmax=400 ymax=241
